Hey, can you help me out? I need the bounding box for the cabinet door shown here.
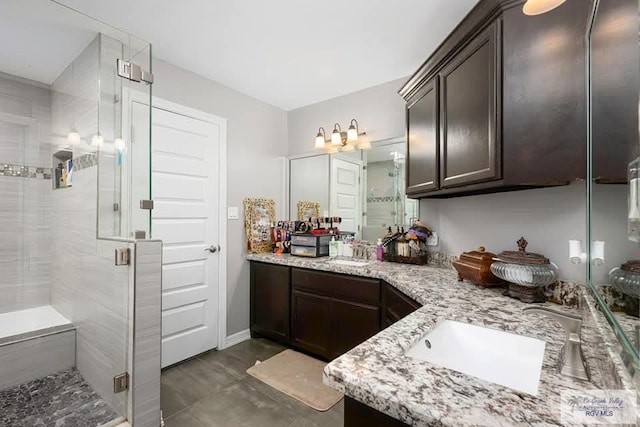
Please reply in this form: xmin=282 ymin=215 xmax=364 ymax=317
xmin=250 ymin=262 xmax=290 ymax=343
xmin=406 ymin=77 xmax=439 ymax=194
xmin=382 ymin=284 xmax=421 ymax=329
xmin=330 ymin=298 xmax=380 ymax=359
xmin=439 ymin=21 xmax=501 ymax=188
xmin=291 ymin=289 xmax=331 ymax=359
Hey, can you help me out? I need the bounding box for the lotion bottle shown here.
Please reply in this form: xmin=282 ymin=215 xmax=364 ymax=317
xmin=376 ymin=238 xmax=384 ymax=261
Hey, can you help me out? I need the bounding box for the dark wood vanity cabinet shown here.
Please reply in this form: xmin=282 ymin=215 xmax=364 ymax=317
xmin=382 ymin=283 xmax=421 ymax=328
xmin=330 ymin=298 xmax=381 ymax=359
xmin=250 ymin=261 xmax=422 ymax=361
xmin=250 ymin=262 xmax=291 ymax=344
xmin=400 ymin=0 xmax=590 ymax=198
xmin=291 ymin=289 xmax=332 ymax=357
xmin=291 ymin=268 xmax=381 ymax=360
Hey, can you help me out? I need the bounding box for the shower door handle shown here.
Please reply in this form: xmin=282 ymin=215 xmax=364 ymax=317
xmin=205 ymin=245 xmax=219 ymax=253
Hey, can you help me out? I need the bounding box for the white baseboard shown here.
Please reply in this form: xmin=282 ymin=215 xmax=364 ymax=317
xmin=222 ymin=329 xmax=251 ymax=349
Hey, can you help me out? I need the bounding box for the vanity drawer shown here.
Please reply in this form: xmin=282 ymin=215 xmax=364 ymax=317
xmin=291 ymin=268 xmax=380 ymax=305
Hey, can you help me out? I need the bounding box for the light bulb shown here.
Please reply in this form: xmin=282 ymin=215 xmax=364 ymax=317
xmin=315 ymin=134 xmax=325 ymax=149
xmin=114 ymin=138 xmax=126 ymax=152
xmin=347 ymin=125 xmax=358 ymax=142
xmin=522 ymin=0 xmax=567 ymax=16
xmin=67 ymin=130 xmax=81 ymax=145
xmin=91 ymin=133 xmax=104 ymax=147
xmin=331 ymin=129 xmax=341 ymax=145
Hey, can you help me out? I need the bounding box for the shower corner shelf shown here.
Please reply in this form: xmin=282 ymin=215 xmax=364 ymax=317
xmin=52 ymin=149 xmax=73 ymax=190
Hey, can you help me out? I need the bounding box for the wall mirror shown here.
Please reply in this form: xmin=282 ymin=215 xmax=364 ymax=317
xmin=588 ymin=0 xmax=640 ymax=376
xmin=288 ymin=137 xmax=418 ymax=240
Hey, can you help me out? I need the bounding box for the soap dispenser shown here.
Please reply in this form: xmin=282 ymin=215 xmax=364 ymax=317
xmin=329 ymin=236 xmax=338 ymax=258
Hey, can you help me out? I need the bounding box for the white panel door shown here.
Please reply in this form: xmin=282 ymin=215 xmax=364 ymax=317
xmin=152 ymin=107 xmax=221 ymax=368
xmin=330 ymin=157 xmax=362 ymax=236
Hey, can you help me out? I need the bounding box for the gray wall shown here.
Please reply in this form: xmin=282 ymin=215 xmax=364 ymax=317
xmin=287 ymin=75 xmax=589 ymax=283
xmin=0 ymin=72 xmax=52 ymax=314
xmin=152 ymin=59 xmax=288 ymax=337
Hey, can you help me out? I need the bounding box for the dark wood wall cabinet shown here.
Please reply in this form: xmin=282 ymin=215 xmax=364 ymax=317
xmin=250 ymin=261 xmax=422 ymax=361
xmin=401 ymin=0 xmax=591 ymax=198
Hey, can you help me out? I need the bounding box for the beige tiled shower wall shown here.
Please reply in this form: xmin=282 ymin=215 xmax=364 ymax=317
xmin=0 ymin=72 xmax=52 ymax=314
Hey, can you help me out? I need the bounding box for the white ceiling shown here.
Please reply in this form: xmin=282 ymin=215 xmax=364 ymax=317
xmin=24 ymin=0 xmax=480 ymax=110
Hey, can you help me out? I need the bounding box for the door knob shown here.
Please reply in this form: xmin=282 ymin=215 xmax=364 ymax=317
xmin=205 ymin=245 xmax=219 ymax=253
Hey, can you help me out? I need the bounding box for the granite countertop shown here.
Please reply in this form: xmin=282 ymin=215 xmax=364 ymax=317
xmin=247 ymin=253 xmax=636 ymax=427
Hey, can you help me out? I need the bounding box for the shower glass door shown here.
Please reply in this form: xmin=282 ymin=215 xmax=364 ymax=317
xmin=0 ymin=0 xmax=152 ymax=424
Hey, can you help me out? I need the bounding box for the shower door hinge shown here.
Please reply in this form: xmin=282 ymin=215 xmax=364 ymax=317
xmin=140 ymin=199 xmax=154 ymax=210
xmin=117 ymin=59 xmax=154 ymax=85
xmin=113 ymin=372 xmax=129 ymax=393
xmin=115 ymin=248 xmax=130 ymax=266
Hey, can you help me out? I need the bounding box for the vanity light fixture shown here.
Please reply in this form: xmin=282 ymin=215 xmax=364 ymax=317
xmin=315 ymin=127 xmax=327 ymax=149
xmin=67 ymin=126 xmax=81 ymax=145
xmin=331 ymin=123 xmax=344 ymax=146
xmin=114 ymin=137 xmax=126 ymax=152
xmin=91 ymin=132 xmax=104 ymax=147
xmin=522 ymin=0 xmax=567 ymax=15
xmin=314 ymin=119 xmax=368 ymax=152
xmin=347 ymin=119 xmax=360 ymax=142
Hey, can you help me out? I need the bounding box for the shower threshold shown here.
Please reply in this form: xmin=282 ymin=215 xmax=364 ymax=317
xmin=0 ymin=367 xmax=119 ymax=427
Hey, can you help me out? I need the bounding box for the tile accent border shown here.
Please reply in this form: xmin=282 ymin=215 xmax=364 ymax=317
xmin=73 ymin=153 xmax=98 ymax=171
xmin=366 ymin=196 xmax=402 ymax=203
xmin=0 ymin=163 xmax=52 ymax=180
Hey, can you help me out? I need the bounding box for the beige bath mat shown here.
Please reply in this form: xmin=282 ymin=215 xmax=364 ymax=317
xmin=246 ymin=349 xmax=343 ymax=411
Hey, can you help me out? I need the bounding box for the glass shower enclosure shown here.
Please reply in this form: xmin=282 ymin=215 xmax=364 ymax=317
xmin=0 ymin=0 xmax=152 ymax=425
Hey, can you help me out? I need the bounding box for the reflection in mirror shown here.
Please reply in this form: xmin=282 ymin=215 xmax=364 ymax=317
xmin=588 ymin=0 xmax=640 ymax=375
xmin=362 ymin=138 xmax=418 ymax=240
xmin=288 ymin=137 xmax=418 ymax=241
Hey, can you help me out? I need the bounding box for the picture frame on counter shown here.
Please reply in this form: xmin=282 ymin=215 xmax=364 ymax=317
xmin=244 ymin=197 xmax=276 ymax=254
xmin=296 ymin=200 xmax=320 ymax=221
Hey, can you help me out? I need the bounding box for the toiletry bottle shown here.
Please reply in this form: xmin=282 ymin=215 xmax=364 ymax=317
xmin=376 ymin=238 xmax=384 ymax=261
xmin=329 ymin=236 xmax=338 ymax=258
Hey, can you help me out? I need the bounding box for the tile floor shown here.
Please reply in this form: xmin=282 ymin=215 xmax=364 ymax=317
xmin=162 ymin=338 xmax=344 ymax=427
xmin=0 ymin=367 xmax=118 ymax=427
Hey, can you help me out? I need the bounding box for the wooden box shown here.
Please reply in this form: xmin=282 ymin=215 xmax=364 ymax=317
xmin=452 ymin=247 xmax=503 ymax=288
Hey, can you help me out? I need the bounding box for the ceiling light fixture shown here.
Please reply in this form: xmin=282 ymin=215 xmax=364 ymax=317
xmin=522 ymin=0 xmax=567 ymax=15
xmin=314 ymin=119 xmax=368 ymax=152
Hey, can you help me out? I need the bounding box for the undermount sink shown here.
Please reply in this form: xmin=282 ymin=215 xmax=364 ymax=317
xmin=406 ymin=320 xmax=546 ymax=395
xmin=328 ymin=259 xmax=371 ymax=267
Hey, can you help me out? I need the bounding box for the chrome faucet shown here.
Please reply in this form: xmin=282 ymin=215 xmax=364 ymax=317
xmin=523 ymin=306 xmax=590 ymax=381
